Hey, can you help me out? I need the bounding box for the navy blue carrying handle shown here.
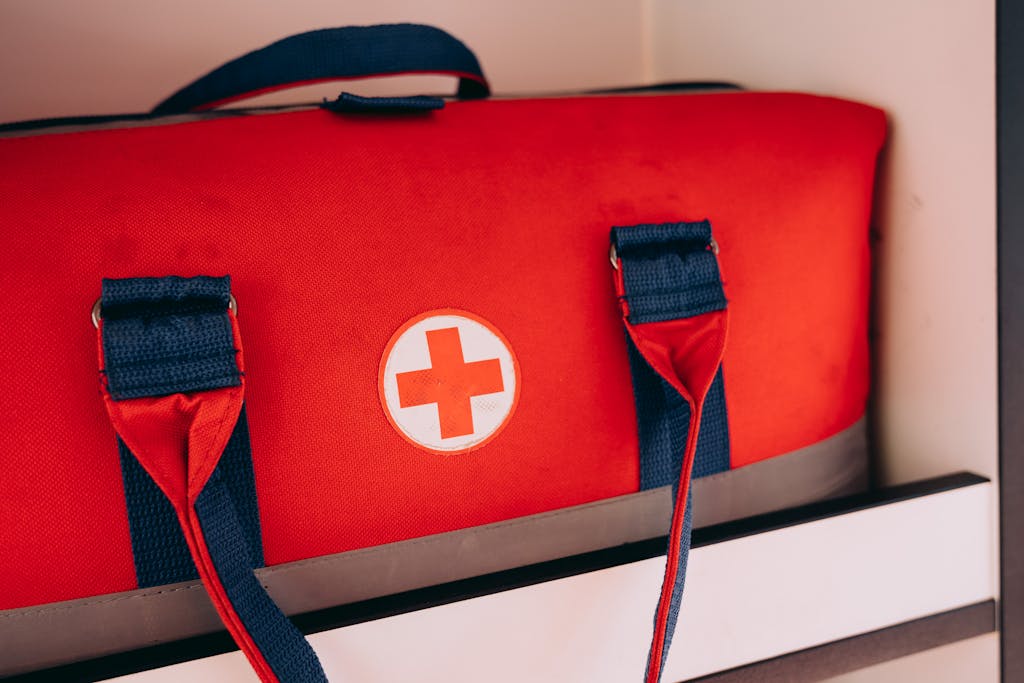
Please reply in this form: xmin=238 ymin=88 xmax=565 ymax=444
xmin=152 ymin=23 xmax=490 ymax=115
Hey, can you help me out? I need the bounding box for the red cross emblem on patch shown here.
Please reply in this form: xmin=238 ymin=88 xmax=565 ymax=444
xmin=379 ymin=309 xmax=520 ymax=454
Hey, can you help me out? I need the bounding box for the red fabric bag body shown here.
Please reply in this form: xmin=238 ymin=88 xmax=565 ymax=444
xmin=0 ymin=89 xmax=884 ymax=603
xmin=0 ymin=26 xmax=885 ymax=679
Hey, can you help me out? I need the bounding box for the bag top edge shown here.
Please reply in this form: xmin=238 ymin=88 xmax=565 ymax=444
xmin=0 ymin=81 xmax=743 ymax=139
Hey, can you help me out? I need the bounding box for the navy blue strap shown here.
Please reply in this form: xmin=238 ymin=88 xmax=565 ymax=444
xmin=615 ymin=220 xmax=730 ymax=486
xmin=100 ymin=276 xmax=240 ymax=399
xmin=195 ymin=469 xmax=325 ymax=682
xmin=118 ymin=406 xmax=265 ymax=587
xmin=656 ymin=493 xmax=692 ymax=675
xmin=104 ymin=278 xmax=239 ymax=586
xmin=152 ymin=24 xmax=490 ymax=115
xmin=103 ymin=276 xmax=260 ymax=584
xmin=105 ymin=276 xmax=263 ymax=586
xmin=614 ymin=220 xmax=725 ymax=324
xmin=117 ymin=439 xmax=197 ymax=586
xmin=612 ymin=220 xmax=728 ymax=682
xmin=322 ymin=92 xmax=446 ymax=114
xmin=100 ymin=276 xmax=325 ymax=682
xmin=627 ymin=338 xmax=730 ymax=488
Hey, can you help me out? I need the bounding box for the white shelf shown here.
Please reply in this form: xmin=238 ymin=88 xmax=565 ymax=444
xmin=103 ymin=475 xmax=993 ymax=683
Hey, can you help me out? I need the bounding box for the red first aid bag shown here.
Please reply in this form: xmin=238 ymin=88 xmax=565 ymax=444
xmin=0 ymin=24 xmax=885 ymax=682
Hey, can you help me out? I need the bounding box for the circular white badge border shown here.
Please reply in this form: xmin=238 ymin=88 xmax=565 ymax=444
xmin=378 ymin=309 xmax=520 ymax=455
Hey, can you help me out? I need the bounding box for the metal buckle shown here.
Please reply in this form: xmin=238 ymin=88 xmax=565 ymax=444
xmin=92 ymin=294 xmax=237 ymax=328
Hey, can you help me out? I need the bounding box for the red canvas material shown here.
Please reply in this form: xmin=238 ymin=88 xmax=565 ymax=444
xmin=0 ymin=91 xmax=885 ymax=612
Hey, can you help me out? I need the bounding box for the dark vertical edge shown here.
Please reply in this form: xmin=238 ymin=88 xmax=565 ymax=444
xmin=998 ymin=0 xmax=1024 ymax=679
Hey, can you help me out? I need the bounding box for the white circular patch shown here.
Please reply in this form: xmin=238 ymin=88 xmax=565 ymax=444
xmin=379 ymin=310 xmax=520 ymax=454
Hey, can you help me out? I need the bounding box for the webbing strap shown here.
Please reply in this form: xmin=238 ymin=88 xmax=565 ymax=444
xmin=97 ymin=276 xmax=326 ymax=683
xmin=626 ymin=339 xmax=730 ymax=488
xmin=101 ymin=276 xmax=240 ymax=399
xmin=106 ymin=276 xmax=263 ymax=585
xmin=611 ymin=220 xmax=728 ymax=683
xmin=117 ymin=438 xmax=197 ymax=586
xmin=118 ymin=406 xmax=265 ymax=587
xmin=152 ymin=24 xmax=489 ymax=114
xmin=195 ymin=470 xmax=324 ymax=681
xmin=322 ymin=92 xmax=446 ymax=113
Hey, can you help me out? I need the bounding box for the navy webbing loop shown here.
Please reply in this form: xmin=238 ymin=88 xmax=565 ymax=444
xmin=153 ymin=24 xmax=490 ymax=115
xmin=322 ymin=92 xmax=446 ymax=114
xmin=614 ymin=220 xmax=730 ymax=485
xmin=100 ymin=276 xmax=326 ymax=682
xmin=612 ymin=220 xmax=725 ymax=323
xmin=103 ymin=277 xmax=264 ymax=586
xmin=100 ymin=276 xmax=240 ymax=400
xmin=612 ymin=221 xmax=728 ymax=682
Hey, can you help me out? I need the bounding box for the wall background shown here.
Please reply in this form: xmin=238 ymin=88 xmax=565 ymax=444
xmin=0 ymin=1 xmax=997 ymax=680
xmin=0 ymin=1 xmax=648 ymax=123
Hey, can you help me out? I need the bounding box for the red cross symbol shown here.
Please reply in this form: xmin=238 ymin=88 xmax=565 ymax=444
xmin=395 ymin=327 xmax=505 ymax=439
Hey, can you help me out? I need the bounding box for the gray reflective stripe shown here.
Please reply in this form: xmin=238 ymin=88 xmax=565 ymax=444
xmin=693 ymin=416 xmax=869 ymax=527
xmin=0 ymin=418 xmax=867 ymax=676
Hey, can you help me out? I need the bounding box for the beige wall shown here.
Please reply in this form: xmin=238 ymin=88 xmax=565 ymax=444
xmin=648 ymin=2 xmax=998 ymax=680
xmin=0 ymin=1 xmax=647 ymax=123
xmin=650 ymin=0 xmax=998 ymax=487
